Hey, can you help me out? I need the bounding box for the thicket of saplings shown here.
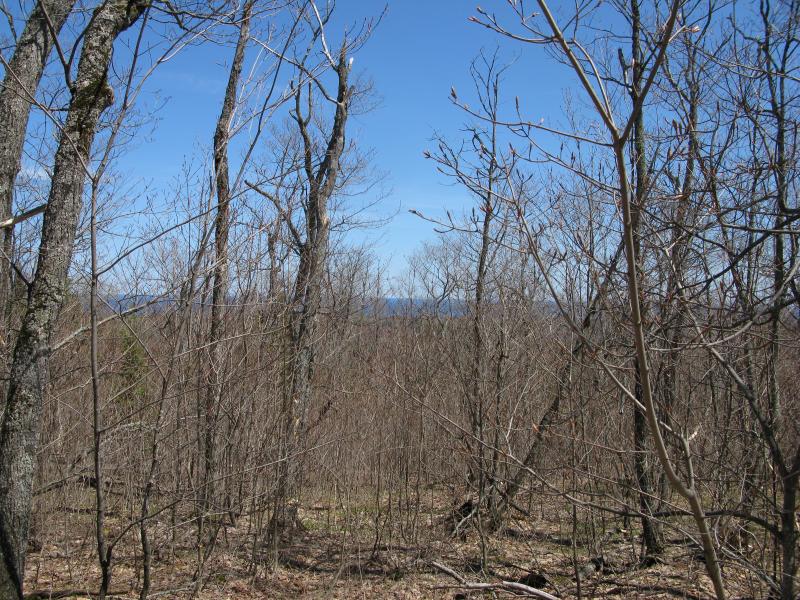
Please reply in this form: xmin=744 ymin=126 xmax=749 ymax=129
xmin=0 ymin=0 xmax=797 ymax=599
xmin=22 ymin=235 xmax=798 ymax=599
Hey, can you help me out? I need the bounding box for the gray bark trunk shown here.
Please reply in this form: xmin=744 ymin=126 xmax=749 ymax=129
xmin=273 ymin=47 xmax=351 ymax=542
xmin=779 ymin=469 xmax=797 ymax=600
xmin=629 ymin=0 xmax=662 ymax=558
xmin=197 ymin=0 xmax=252 ymax=572
xmin=0 ymin=0 xmax=76 ymax=383
xmin=0 ymin=1 xmax=148 ymax=596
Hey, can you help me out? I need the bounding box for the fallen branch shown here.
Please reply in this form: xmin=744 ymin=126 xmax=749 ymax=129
xmin=431 ymin=560 xmax=559 ymax=600
xmin=25 ymin=589 xmax=127 ymax=599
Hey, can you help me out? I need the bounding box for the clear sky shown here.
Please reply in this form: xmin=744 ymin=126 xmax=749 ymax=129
xmin=108 ymin=1 xmax=574 ymax=280
xmin=0 ymin=1 xmax=576 ymax=281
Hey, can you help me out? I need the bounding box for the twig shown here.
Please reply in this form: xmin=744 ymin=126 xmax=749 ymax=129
xmin=430 ymin=560 xmax=559 ymax=600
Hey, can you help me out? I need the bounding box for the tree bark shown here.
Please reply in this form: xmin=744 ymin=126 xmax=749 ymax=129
xmin=198 ymin=0 xmax=253 ymax=562
xmin=0 ymin=0 xmax=149 ymax=596
xmin=629 ymin=0 xmax=662 ymax=559
xmin=0 ymin=0 xmax=76 ymax=384
xmin=779 ymin=468 xmax=797 ymax=600
xmin=273 ymin=46 xmax=352 ymax=542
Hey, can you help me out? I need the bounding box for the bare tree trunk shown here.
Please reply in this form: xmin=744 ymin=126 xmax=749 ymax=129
xmin=524 ymin=1 xmax=726 ymax=595
xmin=198 ymin=0 xmax=253 ymax=569
xmin=465 ymin=66 xmax=498 ymax=539
xmin=779 ymin=467 xmax=798 ymax=600
xmin=0 ymin=0 xmax=149 ymax=596
xmin=467 ymin=188 xmax=491 ymax=490
xmin=628 ymin=0 xmax=662 ymax=560
xmin=465 ymin=119 xmax=496 ymax=564
xmin=0 ymin=0 xmax=76 ymax=384
xmin=273 ymin=45 xmax=352 ymax=543
xmin=90 ymin=181 xmax=112 ymax=600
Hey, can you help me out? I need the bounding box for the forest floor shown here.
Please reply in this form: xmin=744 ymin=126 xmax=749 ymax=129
xmin=24 ymin=491 xmax=765 ymax=599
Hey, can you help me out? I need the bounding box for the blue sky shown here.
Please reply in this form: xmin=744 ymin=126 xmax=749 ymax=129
xmin=1 ymin=1 xmax=576 ymax=281
xmin=112 ymin=1 xmax=572 ymax=279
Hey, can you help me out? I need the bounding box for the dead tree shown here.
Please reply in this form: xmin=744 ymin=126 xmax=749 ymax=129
xmin=425 ymin=52 xmax=509 ymax=538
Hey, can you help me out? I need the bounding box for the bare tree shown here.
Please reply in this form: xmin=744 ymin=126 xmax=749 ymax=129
xmin=0 ymin=0 xmax=150 ymax=595
xmin=197 ymin=0 xmax=254 ymax=572
xmin=425 ymin=52 xmax=512 ymax=543
xmin=271 ymin=39 xmax=353 ymax=546
xmin=471 ymin=1 xmax=728 ymax=596
xmin=0 ymin=0 xmax=76 ymax=373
